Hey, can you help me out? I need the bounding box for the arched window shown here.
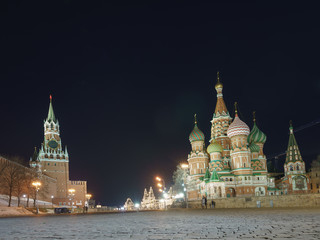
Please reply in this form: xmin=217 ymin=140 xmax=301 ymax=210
xmin=296 ymin=165 xmax=300 ymax=170
xmin=290 ymin=166 xmax=294 ymax=171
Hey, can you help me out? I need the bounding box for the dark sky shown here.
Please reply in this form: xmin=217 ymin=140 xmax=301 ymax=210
xmin=2 ymin=2 xmax=320 ymax=206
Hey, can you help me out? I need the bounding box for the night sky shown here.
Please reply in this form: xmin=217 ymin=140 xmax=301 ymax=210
xmin=2 ymin=2 xmax=320 ymax=206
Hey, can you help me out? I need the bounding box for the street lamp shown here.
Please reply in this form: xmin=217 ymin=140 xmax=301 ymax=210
xmin=51 ymin=195 xmax=54 ymax=208
xmin=155 ymin=176 xmax=166 ymax=191
xmin=68 ymin=189 xmax=76 ymax=212
xmin=32 ymin=181 xmax=41 ymax=214
xmin=180 ymin=163 xmax=189 ymax=208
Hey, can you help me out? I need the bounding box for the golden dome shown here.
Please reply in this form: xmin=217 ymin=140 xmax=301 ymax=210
xmin=215 ymin=82 xmax=223 ymax=89
xmin=215 ymin=71 xmax=223 ymax=89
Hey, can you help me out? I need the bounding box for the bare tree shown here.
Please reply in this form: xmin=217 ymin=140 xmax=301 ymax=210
xmin=15 ymin=168 xmax=27 ymax=207
xmin=24 ymin=171 xmax=37 ymax=207
xmin=1 ymin=156 xmax=27 ymax=207
xmin=172 ymin=165 xmax=188 ymax=194
xmin=0 ymin=158 xmax=9 ymax=177
xmin=2 ymin=162 xmax=20 ymax=206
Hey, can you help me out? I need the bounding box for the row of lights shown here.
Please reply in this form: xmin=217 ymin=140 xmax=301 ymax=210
xmin=29 ymin=181 xmax=92 ymax=213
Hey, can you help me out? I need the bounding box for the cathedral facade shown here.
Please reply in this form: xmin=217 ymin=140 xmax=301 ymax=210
xmin=30 ymin=96 xmax=87 ymax=207
xmin=186 ymin=73 xmax=309 ymax=201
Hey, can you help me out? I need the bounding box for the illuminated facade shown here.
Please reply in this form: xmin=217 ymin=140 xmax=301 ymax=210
xmin=187 ymin=73 xmax=274 ymax=200
xmin=30 ymin=96 xmax=87 ymax=207
xmin=279 ymin=122 xmax=310 ymax=194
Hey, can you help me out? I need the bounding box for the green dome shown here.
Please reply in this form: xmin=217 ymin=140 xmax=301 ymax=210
xmin=248 ymin=122 xmax=267 ymax=144
xmin=189 ymin=124 xmax=205 ymax=142
xmin=249 ymin=142 xmax=260 ymax=153
xmin=207 ymin=139 xmax=223 ymax=153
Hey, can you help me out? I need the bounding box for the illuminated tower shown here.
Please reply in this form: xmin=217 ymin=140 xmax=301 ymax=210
xmin=210 ymin=72 xmax=232 ymax=167
xmin=247 ymin=112 xmax=267 ymax=174
xmin=207 ymin=139 xmax=224 ymax=172
xmin=188 ymin=114 xmax=209 ymax=179
xmin=227 ymin=103 xmax=252 ymax=175
xmin=31 ymin=96 xmax=69 ymax=198
xmin=283 ymin=121 xmax=309 ymax=193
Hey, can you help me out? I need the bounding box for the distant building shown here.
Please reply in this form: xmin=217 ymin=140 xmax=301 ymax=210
xmin=29 ymin=96 xmax=88 ymax=207
xmin=141 ymin=187 xmax=157 ymax=209
xmin=124 ymin=198 xmax=134 ymax=210
xmin=140 ymin=186 xmax=174 ymax=209
xmin=308 ymin=156 xmax=320 ymax=193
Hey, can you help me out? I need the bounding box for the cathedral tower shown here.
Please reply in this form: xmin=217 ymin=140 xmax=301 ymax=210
xmin=227 ymin=103 xmax=252 ymax=176
xmin=282 ymin=121 xmax=309 ymax=194
xmin=210 ymin=72 xmax=232 ymax=161
xmin=188 ymin=114 xmax=209 ymax=179
xmin=247 ymin=112 xmax=267 ymax=174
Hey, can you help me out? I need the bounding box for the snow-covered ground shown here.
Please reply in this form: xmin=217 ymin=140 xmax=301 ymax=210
xmin=0 ymin=208 xmax=319 ymax=239
xmin=0 ymin=194 xmax=53 ymax=208
xmin=0 ymin=206 xmax=33 ymax=217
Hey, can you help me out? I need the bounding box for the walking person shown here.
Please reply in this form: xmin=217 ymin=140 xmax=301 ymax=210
xmin=204 ymin=196 xmax=207 ymax=209
xmin=201 ymin=196 xmax=205 ymax=209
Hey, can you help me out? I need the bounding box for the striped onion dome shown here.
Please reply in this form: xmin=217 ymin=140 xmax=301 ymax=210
xmin=189 ymin=124 xmax=205 ymax=142
xmin=248 ymin=122 xmax=267 ymax=144
xmin=207 ymin=139 xmax=223 ymax=153
xmin=249 ymin=142 xmax=260 ymax=153
xmin=227 ymin=114 xmax=250 ymax=138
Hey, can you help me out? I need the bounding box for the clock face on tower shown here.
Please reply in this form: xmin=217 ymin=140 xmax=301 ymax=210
xmin=48 ymin=140 xmax=58 ymax=149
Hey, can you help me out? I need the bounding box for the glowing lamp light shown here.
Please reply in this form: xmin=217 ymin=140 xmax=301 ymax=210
xmin=155 ymin=177 xmax=162 ymax=181
xmin=181 ymin=163 xmax=189 ymax=169
xmin=86 ymin=194 xmax=92 ymax=199
xmin=163 ymin=193 xmax=168 ymax=198
xmin=159 ymin=189 xmax=163 ymax=192
xmin=135 ymin=203 xmax=140 ymax=208
xmin=157 ymin=183 xmax=162 ymax=187
xmin=32 ymin=181 xmax=41 ymax=189
xmin=68 ymin=189 xmax=75 ymax=194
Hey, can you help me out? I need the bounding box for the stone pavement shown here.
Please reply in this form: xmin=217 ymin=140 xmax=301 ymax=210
xmin=0 ymin=208 xmax=319 ymax=239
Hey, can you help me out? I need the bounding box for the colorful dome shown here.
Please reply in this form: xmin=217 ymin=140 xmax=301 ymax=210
xmin=207 ymin=139 xmax=223 ymax=153
xmin=189 ymin=124 xmax=205 ymax=142
xmin=249 ymin=142 xmax=260 ymax=153
xmin=248 ymin=122 xmax=267 ymax=144
xmin=227 ymin=115 xmax=250 ymax=138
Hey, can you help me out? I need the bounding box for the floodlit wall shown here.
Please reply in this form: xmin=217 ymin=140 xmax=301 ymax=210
xmin=188 ymin=193 xmax=320 ymax=208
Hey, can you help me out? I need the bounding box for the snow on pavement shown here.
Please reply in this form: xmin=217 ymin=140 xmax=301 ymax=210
xmin=0 ymin=208 xmax=319 ymax=239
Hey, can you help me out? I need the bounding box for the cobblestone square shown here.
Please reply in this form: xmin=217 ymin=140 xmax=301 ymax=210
xmin=0 ymin=208 xmax=319 ymax=239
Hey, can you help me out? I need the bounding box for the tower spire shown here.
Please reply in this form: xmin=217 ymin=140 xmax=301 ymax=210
xmin=234 ymin=102 xmax=238 ymax=117
xmin=194 ymin=113 xmax=197 ymax=125
xmin=215 ymin=71 xmax=223 ymax=89
xmin=285 ymin=120 xmax=303 ymax=163
xmin=253 ymin=111 xmax=256 ymax=122
xmin=47 ymin=95 xmax=56 ymax=123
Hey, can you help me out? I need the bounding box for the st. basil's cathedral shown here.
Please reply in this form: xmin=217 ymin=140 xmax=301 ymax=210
xmin=186 ymin=73 xmax=310 ymax=200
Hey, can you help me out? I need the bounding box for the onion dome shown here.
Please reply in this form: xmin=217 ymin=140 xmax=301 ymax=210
xmin=207 ymin=139 xmax=223 ymax=153
xmin=249 ymin=142 xmax=260 ymax=153
xmin=247 ymin=112 xmax=267 ymax=144
xmin=227 ymin=103 xmax=250 ymax=138
xmin=189 ymin=114 xmax=205 ymax=142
